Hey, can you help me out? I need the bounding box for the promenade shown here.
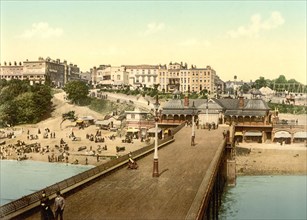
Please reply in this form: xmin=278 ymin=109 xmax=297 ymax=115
xmin=25 ymin=125 xmax=226 ymax=220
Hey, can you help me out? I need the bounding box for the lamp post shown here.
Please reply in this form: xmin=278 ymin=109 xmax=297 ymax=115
xmin=153 ymin=95 xmax=160 ymax=177
xmin=206 ymin=98 xmax=209 ymax=124
xmin=191 ymin=101 xmax=196 ymax=146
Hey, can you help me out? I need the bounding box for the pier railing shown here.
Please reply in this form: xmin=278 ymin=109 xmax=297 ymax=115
xmin=0 ymin=123 xmax=184 ymax=219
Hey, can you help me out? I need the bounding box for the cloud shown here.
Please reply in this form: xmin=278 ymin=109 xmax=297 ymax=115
xmin=179 ymin=38 xmax=211 ymax=47
xmin=17 ymin=22 xmax=63 ymax=39
xmin=141 ymin=22 xmax=165 ymax=36
xmin=227 ymin=11 xmax=284 ymax=38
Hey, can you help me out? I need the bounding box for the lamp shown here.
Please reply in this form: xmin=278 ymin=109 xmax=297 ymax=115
xmin=153 ymin=95 xmax=160 ymax=177
xmin=191 ymin=101 xmax=196 ymax=146
xmin=206 ymin=98 xmax=209 ymax=124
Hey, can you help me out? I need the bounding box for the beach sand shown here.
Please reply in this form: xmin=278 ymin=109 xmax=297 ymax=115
xmin=1 ymin=92 xmax=152 ymax=166
xmin=236 ymin=142 xmax=307 ymax=175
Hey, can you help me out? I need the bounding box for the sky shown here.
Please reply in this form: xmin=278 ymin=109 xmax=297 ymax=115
xmin=0 ymin=0 xmax=306 ymax=84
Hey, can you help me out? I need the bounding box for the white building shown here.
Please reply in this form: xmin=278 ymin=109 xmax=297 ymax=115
xmin=123 ymin=65 xmax=165 ymax=90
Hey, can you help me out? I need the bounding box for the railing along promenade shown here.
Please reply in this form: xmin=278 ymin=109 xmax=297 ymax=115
xmin=0 ymin=123 xmax=185 ymax=219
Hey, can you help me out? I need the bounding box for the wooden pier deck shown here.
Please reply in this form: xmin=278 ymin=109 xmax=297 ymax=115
xmin=25 ymin=126 xmax=226 ymax=220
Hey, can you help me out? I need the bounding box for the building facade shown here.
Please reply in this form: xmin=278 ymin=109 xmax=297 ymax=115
xmin=159 ymin=62 xmax=219 ymax=94
xmin=123 ymin=64 xmax=165 ymax=90
xmin=0 ymin=57 xmax=80 ymax=87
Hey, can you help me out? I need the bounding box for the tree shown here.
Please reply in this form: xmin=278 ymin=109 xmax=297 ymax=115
xmin=275 ymin=75 xmax=287 ymax=84
xmin=253 ymin=77 xmax=267 ymax=89
xmin=240 ymin=83 xmax=251 ymax=94
xmin=63 ymin=81 xmax=89 ymax=105
xmin=0 ymin=80 xmax=53 ymax=126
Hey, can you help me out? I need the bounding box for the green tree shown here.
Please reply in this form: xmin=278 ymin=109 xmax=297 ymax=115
xmin=240 ymin=83 xmax=251 ymax=94
xmin=63 ymin=81 xmax=89 ymax=105
xmin=275 ymin=75 xmax=287 ymax=84
xmin=253 ymin=77 xmax=267 ymax=89
xmin=31 ymin=84 xmax=53 ymax=118
xmin=15 ymin=92 xmax=38 ymax=123
xmin=0 ymin=80 xmax=53 ymax=126
xmin=0 ymin=101 xmax=18 ymax=126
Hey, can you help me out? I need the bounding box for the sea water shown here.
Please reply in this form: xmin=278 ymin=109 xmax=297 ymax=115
xmin=219 ymin=175 xmax=307 ymax=220
xmin=0 ymin=160 xmax=94 ymax=206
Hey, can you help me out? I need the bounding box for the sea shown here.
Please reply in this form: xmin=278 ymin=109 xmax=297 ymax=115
xmin=219 ymin=175 xmax=307 ymax=220
xmin=0 ymin=160 xmax=94 ymax=206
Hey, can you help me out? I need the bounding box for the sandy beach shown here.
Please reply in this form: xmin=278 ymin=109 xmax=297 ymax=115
xmin=0 ymin=92 xmax=152 ymax=166
xmin=236 ymin=142 xmax=307 ymax=175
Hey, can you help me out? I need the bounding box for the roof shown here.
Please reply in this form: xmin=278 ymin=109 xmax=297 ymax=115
xmin=95 ymin=120 xmax=110 ymax=126
xmin=213 ymin=98 xmax=270 ymax=111
xmin=162 ymin=109 xmax=196 ymax=115
xmin=213 ymin=99 xmax=239 ymax=110
xmin=162 ymin=99 xmax=185 ymax=109
xmin=274 ymin=131 xmax=291 ymax=138
xmin=259 ymin=86 xmax=274 ymax=95
xmin=162 ymin=97 xmax=270 ymax=116
xmin=244 ymin=99 xmax=270 ymax=110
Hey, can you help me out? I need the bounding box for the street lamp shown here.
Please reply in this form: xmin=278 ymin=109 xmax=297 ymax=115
xmin=191 ymin=101 xmax=196 ymax=146
xmin=153 ymin=95 xmax=160 ymax=177
xmin=206 ymin=98 xmax=209 ymax=124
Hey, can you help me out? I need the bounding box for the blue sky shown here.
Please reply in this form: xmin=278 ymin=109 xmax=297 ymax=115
xmin=1 ymin=0 xmax=306 ymax=83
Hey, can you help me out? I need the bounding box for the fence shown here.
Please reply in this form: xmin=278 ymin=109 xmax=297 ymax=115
xmin=0 ymin=123 xmax=184 ymax=219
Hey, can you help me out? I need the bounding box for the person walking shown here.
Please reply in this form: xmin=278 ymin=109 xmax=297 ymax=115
xmin=40 ymin=190 xmax=54 ymax=220
xmin=54 ymin=191 xmax=65 ymax=220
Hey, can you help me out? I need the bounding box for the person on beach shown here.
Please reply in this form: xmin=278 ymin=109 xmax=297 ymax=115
xmin=54 ymin=191 xmax=65 ymax=220
xmin=40 ymin=190 xmax=54 ymax=220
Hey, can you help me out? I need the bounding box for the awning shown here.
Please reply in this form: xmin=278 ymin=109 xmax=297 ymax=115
xmin=235 ymin=132 xmax=243 ymax=136
xmin=95 ymin=120 xmax=110 ymax=126
xmin=293 ymin=132 xmax=307 ymax=139
xmin=127 ymin=128 xmax=139 ymax=133
xmin=147 ymin=128 xmax=162 ymax=133
xmin=274 ymin=131 xmax=291 ymax=138
xmin=245 ymin=131 xmax=262 ymax=137
xmin=76 ymin=120 xmax=84 ymax=123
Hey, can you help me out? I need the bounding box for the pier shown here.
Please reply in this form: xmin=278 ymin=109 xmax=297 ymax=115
xmin=1 ymin=124 xmax=235 ymax=220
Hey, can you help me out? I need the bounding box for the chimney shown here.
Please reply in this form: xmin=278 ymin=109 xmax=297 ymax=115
xmin=238 ymin=96 xmax=244 ymax=109
xmin=184 ymin=95 xmax=189 ymax=107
